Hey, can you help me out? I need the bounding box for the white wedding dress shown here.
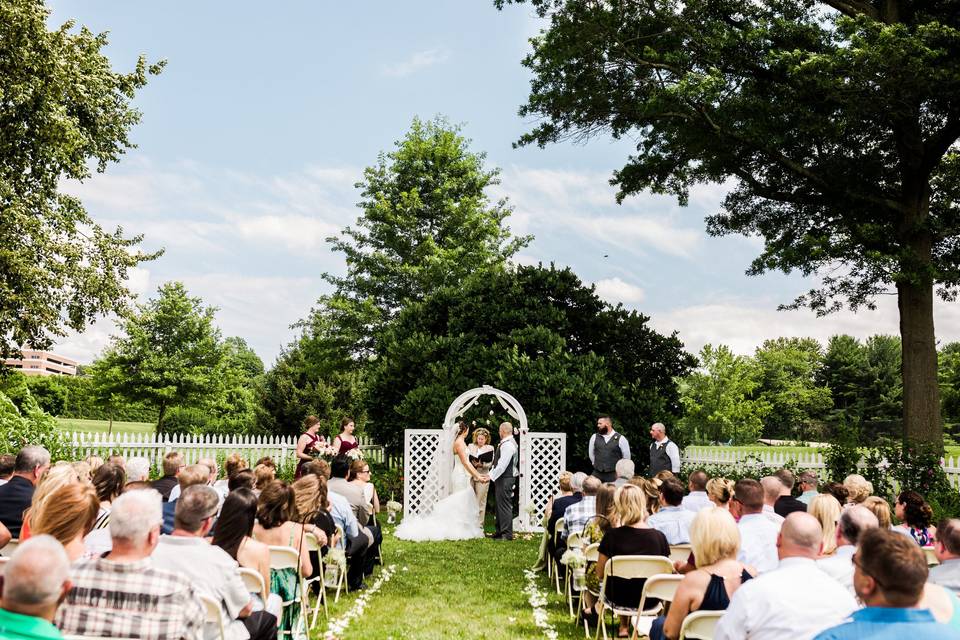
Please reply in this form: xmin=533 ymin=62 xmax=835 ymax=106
xmin=394 ymin=453 xmax=484 ymax=541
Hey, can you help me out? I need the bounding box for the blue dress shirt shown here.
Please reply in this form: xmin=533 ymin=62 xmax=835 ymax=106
xmin=814 ymin=607 xmax=960 ymax=640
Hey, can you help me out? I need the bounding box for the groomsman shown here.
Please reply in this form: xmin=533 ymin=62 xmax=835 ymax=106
xmin=648 ymin=422 xmax=680 ymax=476
xmin=588 ymin=415 xmax=631 ymax=482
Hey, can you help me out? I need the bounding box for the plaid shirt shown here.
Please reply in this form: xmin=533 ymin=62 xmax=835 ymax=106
xmin=562 ymin=495 xmax=597 ymax=539
xmin=56 ymin=556 xmax=205 ymax=640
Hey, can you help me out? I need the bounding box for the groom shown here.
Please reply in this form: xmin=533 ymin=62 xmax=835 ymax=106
xmin=488 ymin=421 xmax=518 ymax=541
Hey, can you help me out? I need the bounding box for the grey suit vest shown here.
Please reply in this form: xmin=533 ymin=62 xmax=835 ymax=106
xmin=593 ymin=433 xmax=623 ymax=473
xmin=649 ymin=441 xmax=672 ymax=475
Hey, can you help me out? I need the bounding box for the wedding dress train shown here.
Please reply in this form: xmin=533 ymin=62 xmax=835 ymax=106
xmin=394 ymin=455 xmax=483 ymax=541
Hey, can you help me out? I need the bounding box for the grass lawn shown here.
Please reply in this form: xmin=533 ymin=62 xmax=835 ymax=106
xmin=690 ymin=444 xmax=960 ymax=460
xmin=319 ymin=522 xmax=574 ymax=640
xmin=55 ymin=418 xmax=155 ymax=436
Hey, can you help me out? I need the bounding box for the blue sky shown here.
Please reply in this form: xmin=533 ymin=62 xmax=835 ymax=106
xmin=48 ymin=1 xmax=958 ymax=365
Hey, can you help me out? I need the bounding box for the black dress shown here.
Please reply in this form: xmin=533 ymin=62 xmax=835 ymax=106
xmin=649 ymin=569 xmax=753 ymax=640
xmin=597 ymin=526 xmax=670 ymax=608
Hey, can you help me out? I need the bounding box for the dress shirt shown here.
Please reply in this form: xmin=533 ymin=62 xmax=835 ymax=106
xmin=329 ymin=478 xmax=371 ymax=526
xmin=929 ymin=557 xmax=960 ymax=594
xmin=681 ymin=491 xmax=713 ymax=513
xmin=736 ymin=513 xmax=781 ymax=574
xmin=647 ymin=505 xmax=697 ymax=544
xmin=817 ymin=545 xmax=856 ymax=593
xmin=761 ymin=504 xmax=785 ymax=525
xmin=489 ymin=437 xmax=518 ymax=482
xmin=328 ymin=490 xmax=361 ymax=548
xmin=714 ymin=557 xmax=859 ymax=640
xmin=561 ymin=495 xmax=597 ymax=539
xmin=813 ymin=607 xmax=960 ymax=640
xmin=798 ymin=490 xmax=819 ymax=505
xmin=0 ymin=476 xmax=35 ymax=538
xmin=646 ymin=437 xmax=679 ymax=472
xmin=588 ymin=431 xmax=632 ymax=465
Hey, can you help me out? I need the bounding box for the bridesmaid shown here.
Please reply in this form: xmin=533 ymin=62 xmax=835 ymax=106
xmin=332 ymin=416 xmax=360 ymax=457
xmin=467 ymin=427 xmax=495 ymax=527
xmin=294 ymin=416 xmax=324 ymax=479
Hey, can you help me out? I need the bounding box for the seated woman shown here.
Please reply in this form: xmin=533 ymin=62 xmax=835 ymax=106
xmin=706 ymin=478 xmax=735 ymax=511
xmin=33 ymin=482 xmax=99 ymax=562
xmin=808 ymin=494 xmax=841 ymax=557
xmin=348 ymin=459 xmax=379 ymax=517
xmin=592 ymin=484 xmax=670 ymax=638
xmin=20 ymin=464 xmax=86 ymax=540
xmin=893 ymin=490 xmax=937 ymax=545
xmin=91 ymin=462 xmax=126 ymax=529
xmin=211 ymin=488 xmax=282 ymax=618
xmin=651 ymin=507 xmax=756 ymax=640
xmin=253 ymin=480 xmax=316 ymax=635
xmin=581 ymin=483 xmax=618 ymax=616
xmin=253 ymin=464 xmax=275 ymax=496
xmin=842 ymin=474 xmax=873 ymax=505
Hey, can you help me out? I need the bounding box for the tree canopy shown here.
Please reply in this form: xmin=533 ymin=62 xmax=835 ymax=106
xmin=0 ymin=0 xmax=163 ymax=359
xmin=496 ymin=0 xmax=960 ymax=445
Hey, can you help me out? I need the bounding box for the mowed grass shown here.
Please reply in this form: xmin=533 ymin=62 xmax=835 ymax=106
xmin=691 ymin=444 xmax=960 ymax=460
xmin=56 ymin=418 xmax=155 ymax=435
xmin=323 ymin=522 xmax=575 ymax=640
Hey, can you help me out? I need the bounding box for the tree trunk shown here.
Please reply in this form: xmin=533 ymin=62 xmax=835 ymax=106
xmin=157 ymin=402 xmax=167 ymax=435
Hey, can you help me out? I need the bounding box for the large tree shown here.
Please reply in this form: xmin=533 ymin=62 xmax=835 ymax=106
xmin=753 ymin=337 xmax=832 ymax=440
xmin=1 ymin=0 xmax=163 ymax=359
xmin=496 ymin=0 xmax=960 ymax=445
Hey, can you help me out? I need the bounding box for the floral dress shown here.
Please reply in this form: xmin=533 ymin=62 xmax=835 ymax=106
xmin=582 ymin=519 xmax=606 ymax=593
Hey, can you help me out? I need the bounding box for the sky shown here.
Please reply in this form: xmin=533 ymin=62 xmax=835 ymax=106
xmin=47 ymin=1 xmax=960 ymax=366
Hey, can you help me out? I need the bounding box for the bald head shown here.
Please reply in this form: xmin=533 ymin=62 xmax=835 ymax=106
xmin=499 ymin=422 xmax=513 ymax=438
xmin=1 ymin=535 xmax=71 ymax=621
xmin=582 ymin=475 xmax=602 ymax=496
xmin=779 ymin=512 xmax=823 ymax=559
xmin=838 ymin=505 xmax=879 ymax=546
xmin=761 ymin=476 xmax=782 ymax=505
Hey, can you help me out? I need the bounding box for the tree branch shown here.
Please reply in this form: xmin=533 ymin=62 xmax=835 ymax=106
xmin=818 ymin=0 xmax=880 ymax=19
xmin=922 ymin=113 xmax=960 ymax=173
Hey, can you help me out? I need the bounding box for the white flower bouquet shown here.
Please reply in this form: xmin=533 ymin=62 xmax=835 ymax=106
xmin=386 ymin=500 xmax=402 ymax=524
xmin=345 ymin=448 xmax=364 ymax=461
xmin=560 ymin=549 xmax=586 ymax=569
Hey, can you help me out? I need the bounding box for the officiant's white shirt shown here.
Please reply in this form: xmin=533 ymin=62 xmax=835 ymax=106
xmin=489 ymin=436 xmax=518 ymax=482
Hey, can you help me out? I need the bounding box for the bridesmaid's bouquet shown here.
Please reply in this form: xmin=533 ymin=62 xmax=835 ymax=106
xmin=345 ymin=448 xmax=364 ymax=461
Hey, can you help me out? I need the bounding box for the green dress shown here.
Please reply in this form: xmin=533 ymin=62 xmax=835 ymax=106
xmin=267 ymin=527 xmax=301 ymax=635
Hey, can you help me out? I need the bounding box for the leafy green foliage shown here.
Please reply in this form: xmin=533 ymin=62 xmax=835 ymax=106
xmin=0 ymin=377 xmax=69 ymax=460
xmin=0 ymin=0 xmax=163 ymax=359
xmin=678 ymin=344 xmax=768 ymax=445
xmin=753 ymin=338 xmax=832 ymax=440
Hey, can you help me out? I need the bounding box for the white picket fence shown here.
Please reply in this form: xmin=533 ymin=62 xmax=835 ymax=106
xmin=66 ymin=431 xmax=389 ymax=472
xmin=684 ymin=448 xmax=960 ymax=491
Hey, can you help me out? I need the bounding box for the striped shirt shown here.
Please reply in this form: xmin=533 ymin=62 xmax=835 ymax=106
xmin=56 ymin=556 xmax=204 ymax=640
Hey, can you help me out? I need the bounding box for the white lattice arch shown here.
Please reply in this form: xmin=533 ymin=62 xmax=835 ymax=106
xmin=403 ymin=385 xmax=565 ymax=533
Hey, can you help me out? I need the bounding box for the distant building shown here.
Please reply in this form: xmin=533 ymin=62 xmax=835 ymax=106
xmin=4 ymin=349 xmax=78 ymax=376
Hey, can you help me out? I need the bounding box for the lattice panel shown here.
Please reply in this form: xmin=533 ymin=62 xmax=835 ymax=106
xmin=521 ymin=432 xmax=566 ymax=532
xmin=403 ymin=429 xmax=442 ymax=518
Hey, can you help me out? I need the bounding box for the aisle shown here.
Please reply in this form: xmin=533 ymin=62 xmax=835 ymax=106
xmin=326 ymin=525 xmax=576 ymax=639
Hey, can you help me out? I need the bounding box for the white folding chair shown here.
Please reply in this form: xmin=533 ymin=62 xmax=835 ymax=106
xmin=577 ymin=542 xmax=601 ymax=637
xmin=324 ymin=525 xmax=349 ymax=603
xmin=199 ymin=593 xmax=226 ymax=640
xmin=1 ymin=538 xmax=19 ymax=557
xmin=564 ymin=531 xmax=584 ymax=616
xmin=669 ymin=544 xmax=692 ymax=565
xmin=631 ymin=574 xmax=683 ymax=640
xmin=923 ymin=546 xmax=939 ymax=566
xmin=596 ymin=555 xmax=675 ymax=640
xmin=269 ymin=545 xmax=308 ymax=638
xmin=238 ymin=567 xmax=268 ymax=605
xmin=550 ymin=517 xmax=565 ymax=585
xmin=303 ymin=531 xmax=328 ymax=628
xmin=678 ymin=610 xmax=723 ymax=640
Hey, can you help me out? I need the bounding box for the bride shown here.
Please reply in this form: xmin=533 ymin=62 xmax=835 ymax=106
xmin=395 ymin=421 xmax=488 ymax=541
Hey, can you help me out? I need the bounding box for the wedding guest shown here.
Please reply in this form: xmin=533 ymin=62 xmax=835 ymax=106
xmin=0 ymin=535 xmax=72 ymax=639
xmin=641 ymin=478 xmax=663 ymax=517
xmin=589 ymin=415 xmax=631 ymax=482
xmin=309 ymin=475 xmax=337 ymax=566
xmin=332 ymin=416 xmax=359 ymax=457
xmin=817 ymin=505 xmax=879 ymax=593
xmin=107 ymin=455 xmax=125 ymax=468
xmin=894 ymin=491 xmax=936 ymax=545
xmin=150 ymin=452 xmax=184 ymax=502
xmin=647 ymin=422 xmax=678 ymax=476
xmin=295 ymin=415 xmax=324 ymax=479
xmin=823 ymin=482 xmax=850 ymax=506
xmin=654 ymin=470 xmax=677 ymax=483
xmin=85 ymin=455 xmax=104 ymax=476
xmin=614 ymin=459 xmax=635 ymax=487
xmin=468 ymin=427 xmax=494 ymax=525
xmin=560 ymin=475 xmax=601 ymax=543
xmin=214 ymin=453 xmax=248 ymax=495
xmin=580 ymin=483 xmax=619 ymax=615
xmin=0 ymin=446 xmax=50 ymax=538
xmin=330 ymin=456 xmax=373 ymax=527
xmin=124 ymin=456 xmax=150 ymax=483
xmin=843 ymin=474 xmax=872 ymax=505
xmin=306 ymin=463 xmax=370 ymax=591
xmin=707 ymin=478 xmax=736 ymax=511
xmin=305 ymin=459 xmax=330 ymax=480
xmin=19 ymin=463 xmax=83 ymax=541
xmin=919 ymin=582 xmax=960 ymax=629
xmin=862 ymin=496 xmax=893 ymax=529
xmin=813 ymin=528 xmax=960 ymax=639
xmin=0 ymin=454 xmax=15 ymax=485
xmin=773 ymin=469 xmax=807 ymax=517
xmin=652 ymin=507 xmax=756 ymax=640
xmin=31 ymin=482 xmax=98 ymax=562
xmin=228 ymin=469 xmax=256 ymax=492
xmin=152 ymin=485 xmax=277 ymax=640
xmin=808 ymin=493 xmax=842 ymax=556
xmin=348 ymin=459 xmax=379 ymax=516
xmin=161 ymin=464 xmax=209 ymax=535
xmin=759 ymin=477 xmax=785 ymax=525
xmin=536 ymin=471 xmax=575 ymax=571
xmin=714 ymin=512 xmax=858 ymax=640
xmin=57 ymin=490 xmax=206 ymax=639
xmin=589 ymin=484 xmax=669 ymax=637
xmin=547 ymin=472 xmax=584 ymax=559
xmin=682 ymin=470 xmax=712 ymax=512
xmin=647 ymin=479 xmax=697 ymax=544
xmin=91 ymin=462 xmax=125 ymax=530
xmin=253 ymin=464 xmax=275 ymax=495
xmin=797 ymin=471 xmax=819 ymax=505
xmin=255 ymin=457 xmax=276 ymax=470
xmin=730 ymin=479 xmax=780 ymax=574
xmin=212 ymin=488 xmax=282 ymax=618
xmin=168 ymin=457 xmax=221 ymax=503
xmin=929 ymin=518 xmax=960 ymax=593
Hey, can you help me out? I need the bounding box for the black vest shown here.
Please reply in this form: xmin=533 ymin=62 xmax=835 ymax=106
xmin=493 ymin=441 xmax=517 ymax=478
xmin=649 ymin=440 xmax=672 ymax=475
xmin=593 ymin=433 xmax=623 ymax=473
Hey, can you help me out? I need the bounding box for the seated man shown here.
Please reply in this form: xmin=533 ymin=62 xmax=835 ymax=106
xmin=773 ymin=469 xmax=807 ymax=517
xmin=328 ymin=456 xmax=381 ymax=573
xmin=0 ymin=446 xmax=50 ymax=538
xmin=759 ymin=476 xmax=785 ymax=525
xmin=647 ymin=479 xmax=697 ymax=544
xmin=151 ymin=451 xmax=184 ymax=502
xmin=817 ymin=505 xmax=879 ymax=593
xmin=161 ymin=464 xmax=211 ymax=534
xmin=814 ymin=528 xmax=960 ymax=639
xmin=930 ymin=518 xmax=960 ymax=594
xmin=716 ymin=512 xmax=858 ymax=640
xmin=560 ymin=475 xmax=601 ymax=544
xmin=151 ymin=485 xmax=277 ymax=640
xmin=732 ymin=479 xmax=781 ymax=574
xmin=681 ymin=469 xmax=712 ymax=513
xmin=306 ymin=461 xmax=371 ymax=591
xmin=58 ymin=489 xmax=205 ymax=639
xmin=0 ymin=535 xmax=72 ymax=640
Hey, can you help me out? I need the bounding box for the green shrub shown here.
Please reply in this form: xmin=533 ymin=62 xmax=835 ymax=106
xmin=0 ymin=390 xmax=70 ymax=462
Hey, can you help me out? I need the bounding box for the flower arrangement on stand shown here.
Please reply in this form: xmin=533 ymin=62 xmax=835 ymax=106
xmin=386 ymin=500 xmax=402 ymax=524
xmin=560 ymin=548 xmax=587 ymax=590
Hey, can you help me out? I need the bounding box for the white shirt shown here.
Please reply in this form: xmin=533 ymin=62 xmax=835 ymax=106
xmin=817 ymin=544 xmax=856 ymax=594
xmin=681 ymin=491 xmax=712 ymax=513
xmin=714 ymin=557 xmax=858 ymax=640
xmin=167 ymin=482 xmax=227 ymax=513
xmin=736 ymin=513 xmax=781 ymax=574
xmin=588 ymin=431 xmax=632 ymax=465
xmin=647 ymin=505 xmax=696 ymax=544
xmin=762 ymin=504 xmax=785 ymax=525
xmin=489 ymin=437 xmax=518 ymax=482
xmin=648 ymin=437 xmax=680 ymax=472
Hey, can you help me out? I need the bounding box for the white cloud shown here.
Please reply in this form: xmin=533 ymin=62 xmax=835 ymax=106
xmin=382 ymin=48 xmax=451 ymax=78
xmin=233 ymin=215 xmax=339 ymax=251
xmin=594 ymin=277 xmax=645 ymax=305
